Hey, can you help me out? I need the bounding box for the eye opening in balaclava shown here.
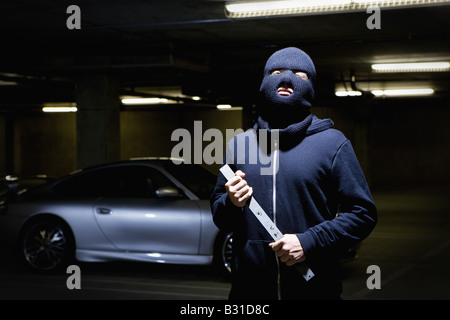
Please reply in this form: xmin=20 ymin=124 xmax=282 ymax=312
xmin=258 ymin=47 xmax=316 ymax=129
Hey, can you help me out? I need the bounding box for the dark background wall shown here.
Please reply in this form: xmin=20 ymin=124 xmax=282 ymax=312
xmin=1 ymin=99 xmax=448 ymax=193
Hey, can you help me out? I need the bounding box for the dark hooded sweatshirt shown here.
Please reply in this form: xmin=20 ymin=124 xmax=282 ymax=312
xmin=210 ymin=115 xmax=377 ymax=300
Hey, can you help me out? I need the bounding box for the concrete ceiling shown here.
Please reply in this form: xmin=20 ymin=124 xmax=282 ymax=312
xmin=0 ymin=0 xmax=449 ymax=111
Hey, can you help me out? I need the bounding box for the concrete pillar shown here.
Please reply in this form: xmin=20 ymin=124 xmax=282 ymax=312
xmin=0 ymin=115 xmax=14 ymax=174
xmin=0 ymin=116 xmax=5 ymax=173
xmin=76 ymin=74 xmax=120 ymax=169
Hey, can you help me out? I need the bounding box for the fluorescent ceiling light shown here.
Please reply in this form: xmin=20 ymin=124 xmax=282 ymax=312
xmin=121 ymin=97 xmax=175 ymax=105
xmin=227 ymin=0 xmax=350 ymax=13
xmin=217 ymin=104 xmax=232 ymax=109
xmin=217 ymin=104 xmax=243 ymax=110
xmin=371 ymin=88 xmax=434 ymax=96
xmin=372 ymin=62 xmax=450 ymax=73
xmin=42 ymin=102 xmax=77 ymax=112
xmin=0 ymin=80 xmax=18 ymax=86
xmin=225 ymin=0 xmax=450 ymax=18
xmin=335 ymin=87 xmax=435 ymax=97
xmin=335 ymin=90 xmax=362 ymax=97
xmin=43 ymin=107 xmax=78 ymax=113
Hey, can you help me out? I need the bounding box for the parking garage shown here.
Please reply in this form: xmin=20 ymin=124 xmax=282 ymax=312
xmin=0 ymin=0 xmax=449 ymax=305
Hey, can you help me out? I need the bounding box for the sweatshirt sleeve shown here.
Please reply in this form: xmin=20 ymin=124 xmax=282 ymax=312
xmin=297 ymin=140 xmax=377 ymax=259
xmin=210 ymin=168 xmax=244 ymax=233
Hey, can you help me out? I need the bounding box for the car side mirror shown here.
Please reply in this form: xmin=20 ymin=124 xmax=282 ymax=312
xmin=155 ymin=187 xmax=183 ymax=199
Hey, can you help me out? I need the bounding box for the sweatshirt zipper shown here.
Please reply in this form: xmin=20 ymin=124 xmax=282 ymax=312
xmin=272 ymin=137 xmax=281 ymax=300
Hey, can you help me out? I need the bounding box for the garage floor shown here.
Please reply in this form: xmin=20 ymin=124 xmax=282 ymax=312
xmin=341 ymin=186 xmax=450 ymax=300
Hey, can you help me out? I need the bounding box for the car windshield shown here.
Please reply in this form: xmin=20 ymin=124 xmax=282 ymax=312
xmin=162 ymin=162 xmax=218 ymax=200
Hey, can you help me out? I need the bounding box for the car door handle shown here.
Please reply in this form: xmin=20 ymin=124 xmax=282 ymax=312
xmin=96 ymin=208 xmax=111 ymax=214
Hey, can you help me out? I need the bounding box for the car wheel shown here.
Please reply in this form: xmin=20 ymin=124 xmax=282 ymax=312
xmin=221 ymin=232 xmax=233 ymax=274
xmin=22 ymin=218 xmax=74 ymax=273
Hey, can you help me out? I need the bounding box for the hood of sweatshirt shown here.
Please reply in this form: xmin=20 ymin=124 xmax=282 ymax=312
xmin=255 ymin=114 xmax=334 ymax=150
xmin=306 ymin=115 xmax=334 ymax=136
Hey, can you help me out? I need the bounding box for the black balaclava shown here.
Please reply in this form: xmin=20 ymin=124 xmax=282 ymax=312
xmin=258 ymin=47 xmax=316 ymax=129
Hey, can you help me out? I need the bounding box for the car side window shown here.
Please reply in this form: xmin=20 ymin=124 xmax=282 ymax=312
xmin=117 ymin=166 xmax=183 ymax=198
xmin=53 ymin=168 xmax=117 ymax=197
xmin=53 ymin=165 xmax=184 ymax=199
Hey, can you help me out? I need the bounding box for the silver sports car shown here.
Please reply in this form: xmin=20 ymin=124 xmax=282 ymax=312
xmin=0 ymin=158 xmax=233 ymax=273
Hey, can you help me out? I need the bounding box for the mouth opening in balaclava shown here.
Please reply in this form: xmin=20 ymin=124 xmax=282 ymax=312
xmin=258 ymin=47 xmax=316 ymax=129
xmin=277 ymin=82 xmax=294 ymax=97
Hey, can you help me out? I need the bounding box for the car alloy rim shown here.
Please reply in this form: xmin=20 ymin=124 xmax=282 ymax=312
xmin=23 ymin=223 xmax=67 ymax=271
xmin=222 ymin=233 xmax=233 ymax=273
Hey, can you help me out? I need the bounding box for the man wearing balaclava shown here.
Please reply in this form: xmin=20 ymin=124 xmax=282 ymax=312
xmin=211 ymin=47 xmax=377 ymax=300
